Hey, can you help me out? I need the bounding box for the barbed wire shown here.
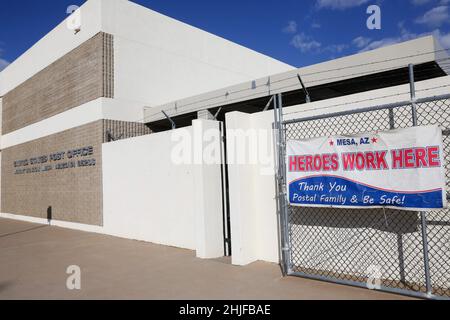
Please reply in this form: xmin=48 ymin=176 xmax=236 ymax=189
xmin=145 ymin=65 xmax=450 ymax=123
xmin=139 ymin=46 xmax=450 ymax=124
xmin=282 ymin=83 xmax=450 ymax=118
xmin=144 ymin=66 xmax=449 ymax=123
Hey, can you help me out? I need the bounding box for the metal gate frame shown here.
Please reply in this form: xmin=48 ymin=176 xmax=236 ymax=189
xmin=274 ymin=66 xmax=450 ymax=300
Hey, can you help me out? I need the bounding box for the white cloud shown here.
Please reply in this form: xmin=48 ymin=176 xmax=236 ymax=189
xmin=316 ymin=0 xmax=370 ymax=10
xmin=433 ymin=29 xmax=450 ymax=48
xmin=290 ymin=32 xmax=348 ymax=55
xmin=352 ymin=36 xmax=372 ymax=48
xmin=359 ymin=37 xmax=406 ymax=52
xmin=323 ymin=43 xmax=349 ymax=53
xmin=290 ymin=33 xmax=322 ymax=53
xmin=415 ymin=5 xmax=450 ymax=28
xmin=358 ymin=27 xmax=419 ymax=52
xmin=356 ymin=22 xmax=450 ymax=53
xmin=0 ymin=46 xmax=9 ymax=72
xmin=0 ymin=58 xmax=9 ymax=71
xmin=283 ymin=21 xmax=298 ymax=34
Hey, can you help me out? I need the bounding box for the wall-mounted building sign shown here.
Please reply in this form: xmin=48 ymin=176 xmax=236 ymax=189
xmin=286 ymin=125 xmax=447 ymax=211
xmin=14 ymin=146 xmax=96 ymax=175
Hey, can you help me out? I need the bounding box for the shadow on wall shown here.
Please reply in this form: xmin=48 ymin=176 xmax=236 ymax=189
xmin=291 ymin=208 xmax=420 ymax=233
xmin=0 ymin=225 xmax=48 ymax=239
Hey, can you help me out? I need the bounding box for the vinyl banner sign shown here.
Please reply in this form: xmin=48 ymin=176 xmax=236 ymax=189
xmin=287 ymin=125 xmax=447 ymax=211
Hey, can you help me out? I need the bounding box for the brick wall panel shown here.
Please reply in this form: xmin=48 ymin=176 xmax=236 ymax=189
xmin=1 ymin=120 xmax=151 ymax=226
xmin=1 ymin=121 xmax=104 ymax=225
xmin=2 ymin=32 xmax=114 ymax=135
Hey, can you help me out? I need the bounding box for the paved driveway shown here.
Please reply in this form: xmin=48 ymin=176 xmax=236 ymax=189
xmin=0 ymin=218 xmax=411 ymax=300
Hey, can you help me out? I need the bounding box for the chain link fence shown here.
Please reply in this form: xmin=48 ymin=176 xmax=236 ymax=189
xmin=280 ymin=95 xmax=450 ymax=299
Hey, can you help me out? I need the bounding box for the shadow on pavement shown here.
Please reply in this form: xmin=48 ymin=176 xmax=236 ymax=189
xmin=0 ymin=225 xmax=48 ymax=239
xmin=0 ymin=281 xmax=14 ymax=293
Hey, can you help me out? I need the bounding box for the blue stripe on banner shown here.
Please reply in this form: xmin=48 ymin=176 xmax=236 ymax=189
xmin=289 ymin=176 xmax=443 ymax=209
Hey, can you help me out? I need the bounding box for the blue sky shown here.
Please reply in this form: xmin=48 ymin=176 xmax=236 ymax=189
xmin=0 ymin=0 xmax=450 ymax=71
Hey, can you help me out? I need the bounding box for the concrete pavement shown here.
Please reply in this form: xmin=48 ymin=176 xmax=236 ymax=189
xmin=0 ymin=218 xmax=411 ymax=300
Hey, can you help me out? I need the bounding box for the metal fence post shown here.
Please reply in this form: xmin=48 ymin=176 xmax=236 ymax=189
xmin=409 ymin=64 xmax=418 ymax=126
xmin=274 ymin=93 xmax=290 ymax=275
xmin=277 ymin=94 xmax=292 ymax=274
xmin=274 ymin=95 xmax=286 ymax=275
xmin=409 ymin=63 xmax=432 ymax=296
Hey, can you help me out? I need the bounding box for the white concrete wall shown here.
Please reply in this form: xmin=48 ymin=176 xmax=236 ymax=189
xmin=0 ymin=96 xmax=2 ymax=134
xmin=1 ymin=99 xmax=103 ymax=149
xmin=102 ymin=0 xmax=294 ymax=109
xmin=102 ymin=119 xmax=224 ymax=258
xmin=0 ymin=97 xmax=149 ymax=150
xmin=102 ymin=126 xmax=197 ymax=250
xmin=227 ymin=75 xmax=450 ymax=266
xmin=0 ymin=96 xmax=2 ymax=209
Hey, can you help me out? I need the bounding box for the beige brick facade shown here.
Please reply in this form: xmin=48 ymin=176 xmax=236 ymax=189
xmin=1 ymin=121 xmax=104 ymax=225
xmin=2 ymin=32 xmax=114 ymax=135
xmin=1 ymin=121 xmax=151 ymax=226
xmin=103 ymin=119 xmax=152 ymax=142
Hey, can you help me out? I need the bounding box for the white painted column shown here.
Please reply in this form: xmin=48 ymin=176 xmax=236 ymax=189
xmin=192 ymin=119 xmax=225 ymax=259
xmin=197 ymin=109 xmax=215 ymax=120
xmin=225 ymin=112 xmax=258 ymax=265
xmin=0 ymin=96 xmax=2 ymax=209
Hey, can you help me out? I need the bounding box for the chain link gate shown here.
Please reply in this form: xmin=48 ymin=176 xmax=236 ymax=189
xmin=275 ymin=89 xmax=450 ymax=300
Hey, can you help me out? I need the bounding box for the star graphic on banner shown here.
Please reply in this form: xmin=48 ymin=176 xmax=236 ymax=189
xmin=329 ymin=140 xmax=334 ymax=146
xmin=372 ymin=137 xmax=378 ymax=144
